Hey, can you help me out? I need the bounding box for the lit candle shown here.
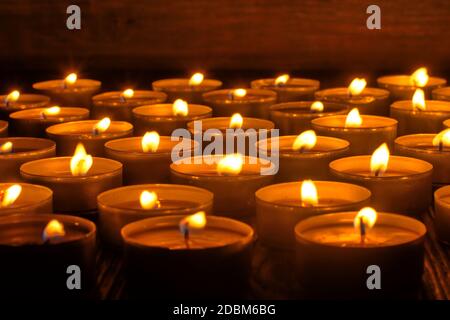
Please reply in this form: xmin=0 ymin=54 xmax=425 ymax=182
xmin=9 ymin=106 xmax=89 ymax=137
xmin=311 ymin=108 xmax=397 ymax=155
xmin=250 ymin=74 xmax=320 ymax=102
xmin=330 ymin=143 xmax=433 ymax=215
xmin=0 ymin=183 xmax=52 ymax=215
xmin=20 ymin=143 xmax=122 ymax=213
xmin=203 ymin=88 xmax=277 ymax=119
xmin=0 ymin=120 xmax=7 ymax=137
xmin=294 ymin=208 xmax=426 ymax=298
xmin=121 ymin=213 xmax=254 ymax=298
xmin=255 ymin=180 xmax=371 ymax=248
xmin=46 ymin=118 xmax=133 ymax=156
xmin=0 ymin=137 xmax=56 ymax=181
xmin=315 ymin=78 xmax=390 ymax=116
xmin=33 ymin=73 xmax=101 ymax=107
xmin=152 ymin=73 xmax=222 ymax=104
xmin=434 ymin=186 xmax=450 ymax=244
xmin=132 ymin=99 xmax=212 ymax=136
xmin=378 ymin=67 xmax=446 ymax=100
xmin=98 ymin=184 xmax=213 ymax=246
xmin=0 ymin=214 xmax=96 ymax=298
xmin=390 ymin=88 xmax=450 ymax=135
xmin=0 ymin=90 xmax=50 ymax=119
xmin=92 ymin=89 xmax=167 ymax=121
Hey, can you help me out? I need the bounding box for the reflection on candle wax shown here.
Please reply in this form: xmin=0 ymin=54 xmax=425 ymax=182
xmin=275 ymin=198 xmax=348 ymax=208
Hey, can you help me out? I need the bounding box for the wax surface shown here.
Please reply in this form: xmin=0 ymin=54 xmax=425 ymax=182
xmin=115 ymin=199 xmax=199 ymax=211
xmin=347 ymin=170 xmax=418 ymax=177
xmin=274 ymin=198 xmax=349 ymax=208
xmin=440 ymin=196 xmax=450 ymax=205
xmin=0 ymin=225 xmax=87 ymax=246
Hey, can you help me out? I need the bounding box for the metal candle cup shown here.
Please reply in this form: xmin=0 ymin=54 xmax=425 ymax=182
xmin=20 ymin=157 xmax=122 ymax=213
xmin=250 ymin=77 xmax=320 ymax=102
xmin=0 ymin=93 xmax=50 ymax=120
xmin=390 ymin=100 xmax=450 ymax=135
xmin=203 ymin=89 xmax=277 ymax=119
xmin=255 ymin=181 xmax=371 ymax=249
xmin=329 ymin=156 xmax=433 ymax=215
xmin=0 ymin=120 xmax=7 ymax=137
xmin=98 ymin=184 xmax=214 ymax=246
xmin=0 ymin=137 xmax=56 ymax=181
xmin=46 ymin=120 xmax=133 ymax=156
xmin=311 ymin=115 xmax=397 ymax=155
xmin=92 ymin=90 xmax=167 ymax=121
xmin=433 ymin=87 xmax=450 ymax=102
xmin=295 ymin=212 xmax=426 ymax=299
xmin=269 ymin=101 xmax=348 ymax=135
xmin=378 ymin=75 xmax=446 ymax=100
xmin=121 ymin=215 xmax=254 ymax=299
xmin=0 ymin=183 xmax=53 ymax=215
xmin=133 ymin=103 xmax=212 ymax=136
xmin=152 ymin=78 xmax=222 ymax=104
xmin=434 ymin=186 xmax=450 ymax=244
xmin=9 ymin=107 xmax=89 ymax=137
xmin=0 ymin=214 xmax=96 ymax=299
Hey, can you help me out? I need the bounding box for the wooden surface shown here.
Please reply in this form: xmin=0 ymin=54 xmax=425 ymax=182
xmin=1 ymin=1 xmax=450 ymax=73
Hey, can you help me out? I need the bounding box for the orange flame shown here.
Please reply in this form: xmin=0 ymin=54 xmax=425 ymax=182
xmin=0 ymin=141 xmax=12 ymax=154
xmin=93 ymin=117 xmax=111 ymax=134
xmin=301 ymin=180 xmax=318 ymax=206
xmin=5 ymin=90 xmax=20 ymax=103
xmin=310 ymin=101 xmax=324 ymax=112
xmin=348 ymin=78 xmax=367 ymax=96
xmin=172 ymin=99 xmax=189 ymax=116
xmin=292 ymin=130 xmax=317 ymax=151
xmin=354 ymin=207 xmax=377 ymax=230
xmin=189 ymin=73 xmax=204 ymax=86
xmin=229 ymin=113 xmax=243 ymax=129
xmin=433 ymin=129 xmax=450 ymax=149
xmin=217 ymin=153 xmax=243 ymax=175
xmin=410 ymin=67 xmax=429 ymax=87
xmin=141 ymin=131 xmax=160 ymax=152
xmin=42 ymin=219 xmax=66 ymax=241
xmin=0 ymin=184 xmax=22 ymax=207
xmin=121 ymin=88 xmax=134 ymax=99
xmin=275 ymin=74 xmax=290 ymax=86
xmin=70 ymin=143 xmax=93 ymax=176
xmin=64 ymin=73 xmax=77 ymax=85
xmin=139 ymin=191 xmax=160 ymax=209
xmin=370 ymin=143 xmax=389 ymax=176
xmin=345 ymin=108 xmax=363 ymax=128
xmin=412 ymin=89 xmax=426 ymax=111
xmin=232 ymin=88 xmax=247 ymax=98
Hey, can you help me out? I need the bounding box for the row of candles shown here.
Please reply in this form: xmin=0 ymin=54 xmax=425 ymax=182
xmin=0 ymin=68 xmax=450 ymax=298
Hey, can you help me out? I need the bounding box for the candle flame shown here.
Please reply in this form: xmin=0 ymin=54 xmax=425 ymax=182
xmin=345 ymin=108 xmax=363 ymax=128
xmin=64 ymin=73 xmax=77 ymax=85
xmin=412 ymin=89 xmax=426 ymax=111
xmin=232 ymin=88 xmax=247 ymax=98
xmin=410 ymin=67 xmax=429 ymax=87
xmin=93 ymin=117 xmax=111 ymax=134
xmin=189 ymin=73 xmax=204 ymax=86
xmin=172 ymin=99 xmax=189 ymax=116
xmin=370 ymin=143 xmax=390 ymax=176
xmin=139 ymin=191 xmax=160 ymax=209
xmin=354 ymin=207 xmax=377 ymax=230
xmin=42 ymin=219 xmax=66 ymax=241
xmin=41 ymin=106 xmax=61 ymax=118
xmin=217 ymin=153 xmax=244 ymax=175
xmin=180 ymin=211 xmax=207 ymax=230
xmin=121 ymin=88 xmax=134 ymax=99
xmin=433 ymin=129 xmax=450 ymax=149
xmin=348 ymin=78 xmax=367 ymax=96
xmin=141 ymin=131 xmax=160 ymax=152
xmin=0 ymin=184 xmax=22 ymax=207
xmin=310 ymin=101 xmax=324 ymax=112
xmin=70 ymin=143 xmax=93 ymax=176
xmin=229 ymin=113 xmax=243 ymax=129
xmin=292 ymin=130 xmax=317 ymax=151
xmin=301 ymin=180 xmax=318 ymax=206
xmin=0 ymin=141 xmax=12 ymax=154
xmin=5 ymin=90 xmax=20 ymax=103
xmin=275 ymin=74 xmax=290 ymax=86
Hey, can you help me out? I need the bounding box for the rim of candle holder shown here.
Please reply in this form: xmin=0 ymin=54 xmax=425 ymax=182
xmin=250 ymin=78 xmax=320 ymax=92
xmin=202 ymin=89 xmax=277 ymax=104
xmin=132 ymin=104 xmax=212 ymax=121
xmin=444 ymin=119 xmax=450 ymax=128
xmin=9 ymin=107 xmax=90 ymax=122
xmin=0 ymin=120 xmax=8 ymax=131
xmin=46 ymin=120 xmax=134 ymax=139
xmin=152 ymin=78 xmax=223 ymax=92
xmin=311 ymin=115 xmax=398 ymax=130
xmin=33 ymin=79 xmax=102 ymax=92
xmin=377 ymin=75 xmax=447 ymax=89
xmin=187 ymin=116 xmax=275 ymax=133
xmin=315 ymin=87 xmax=390 ymax=101
xmin=269 ymin=101 xmax=349 ymax=118
xmin=0 ymin=137 xmax=55 ymax=158
xmin=395 ymin=134 xmax=450 ymax=154
xmin=93 ymin=90 xmax=167 ymax=106
xmin=435 ymin=185 xmax=450 ymax=209
xmin=0 ymin=183 xmax=53 ymax=211
xmin=0 ymin=94 xmax=50 ymax=110
xmin=391 ymin=100 xmax=450 ymax=114
xmin=432 ymin=86 xmax=450 ymax=100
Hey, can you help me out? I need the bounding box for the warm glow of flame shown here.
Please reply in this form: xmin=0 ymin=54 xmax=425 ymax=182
xmin=70 ymin=143 xmax=93 ymax=176
xmin=354 ymin=207 xmax=378 ymax=230
xmin=301 ymin=180 xmax=318 ymax=206
xmin=345 ymin=108 xmax=363 ymax=128
xmin=292 ymin=130 xmax=317 ymax=151
xmin=433 ymin=129 xmax=450 ymax=149
xmin=141 ymin=131 xmax=160 ymax=152
xmin=370 ymin=143 xmax=390 ymax=176
xmin=0 ymin=184 xmax=22 ymax=207
xmin=348 ymin=78 xmax=367 ymax=96
xmin=410 ymin=67 xmax=429 ymax=87
xmin=42 ymin=106 xmax=61 ymax=117
xmin=42 ymin=219 xmax=66 ymax=241
xmin=5 ymin=90 xmax=20 ymax=103
xmin=64 ymin=73 xmax=77 ymax=85
xmin=310 ymin=101 xmax=324 ymax=112
xmin=0 ymin=141 xmax=12 ymax=154
xmin=180 ymin=211 xmax=207 ymax=230
xmin=229 ymin=113 xmax=243 ymax=129
xmin=189 ymin=73 xmax=204 ymax=86
xmin=412 ymin=89 xmax=426 ymax=111
xmin=93 ymin=117 xmax=111 ymax=134
xmin=232 ymin=88 xmax=247 ymax=98
xmin=172 ymin=99 xmax=189 ymax=116
xmin=121 ymin=88 xmax=134 ymax=99
xmin=139 ymin=191 xmax=159 ymax=209
xmin=275 ymin=74 xmax=290 ymax=86
xmin=217 ymin=153 xmax=244 ymax=175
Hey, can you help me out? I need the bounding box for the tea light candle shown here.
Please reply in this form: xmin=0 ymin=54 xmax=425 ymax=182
xmin=378 ymin=67 xmax=446 ymax=100
xmin=250 ymin=74 xmax=320 ymax=102
xmin=0 ymin=137 xmax=56 ymax=181
xmin=269 ymin=101 xmax=349 ymax=135
xmin=132 ymin=100 xmax=212 ymax=136
xmin=121 ymin=213 xmax=254 ymax=299
xmin=202 ymin=88 xmax=277 ymax=119
xmin=152 ymin=73 xmax=222 ymax=103
xmin=98 ymin=184 xmax=214 ymax=246
xmin=20 ymin=144 xmax=122 ymax=213
xmin=0 ymin=91 xmax=50 ymax=120
xmin=258 ymin=131 xmax=350 ymax=182
xmin=33 ymin=73 xmax=101 ymax=107
xmin=390 ymin=89 xmax=450 ymax=135
xmin=0 ymin=183 xmax=53 ymax=215
xmin=315 ymin=78 xmax=390 ymax=116
xmin=311 ymin=108 xmax=397 ymax=155
xmin=255 ymin=180 xmax=371 ymax=248
xmin=170 ymin=154 xmax=274 ymax=220
xmin=46 ymin=118 xmax=133 ymax=156
xmin=329 ymin=143 xmax=433 ymax=215
xmin=434 ymin=186 xmax=450 ymax=244
xmin=395 ymin=131 xmax=450 ymax=185
xmin=433 ymin=86 xmax=450 ymax=102
xmin=0 ymin=120 xmax=8 ymax=137
xmin=0 ymin=214 xmax=96 ymax=298
xmin=104 ymin=133 xmax=197 ymax=184
xmin=92 ymin=89 xmax=167 ymax=122
xmin=9 ymin=106 xmax=89 ymax=137
xmin=295 ymin=209 xmax=426 ymax=298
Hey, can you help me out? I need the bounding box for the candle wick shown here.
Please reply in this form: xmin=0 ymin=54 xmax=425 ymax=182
xmin=228 ymin=92 xmax=235 ymax=101
xmin=374 ymin=169 xmax=381 ymax=177
xmin=119 ymin=96 xmax=127 ymax=103
xmin=360 ymin=217 xmax=366 ymax=244
xmin=92 ymin=128 xmax=99 ymax=136
xmin=41 ymin=112 xmax=47 ymax=120
xmin=183 ymin=224 xmax=190 ymax=249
